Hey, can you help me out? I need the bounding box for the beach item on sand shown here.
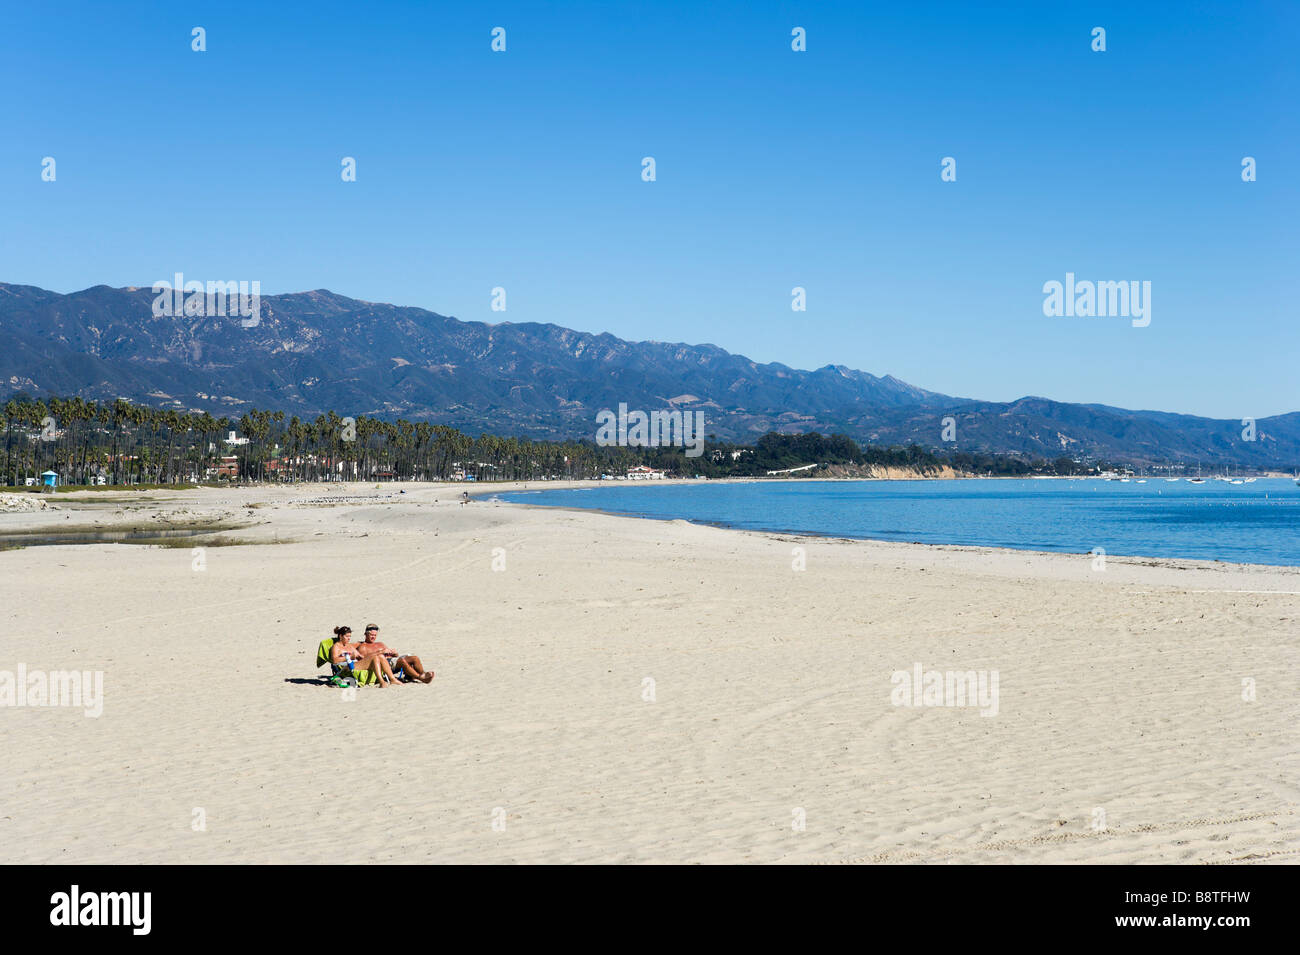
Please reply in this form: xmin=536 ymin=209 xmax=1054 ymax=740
xmin=316 ymin=637 xmax=378 ymax=687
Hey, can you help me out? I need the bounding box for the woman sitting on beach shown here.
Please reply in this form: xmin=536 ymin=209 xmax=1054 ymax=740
xmin=353 ymin=624 xmax=435 ymax=684
xmin=329 ymin=625 xmax=401 ymax=687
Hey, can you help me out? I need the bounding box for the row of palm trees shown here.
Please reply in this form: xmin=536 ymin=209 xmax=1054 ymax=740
xmin=2 ymin=396 xmax=231 ymax=486
xmin=1 ymin=394 xmax=693 ymax=486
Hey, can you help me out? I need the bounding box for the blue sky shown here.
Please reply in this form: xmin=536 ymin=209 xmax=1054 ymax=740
xmin=2 ymin=1 xmax=1295 ymax=418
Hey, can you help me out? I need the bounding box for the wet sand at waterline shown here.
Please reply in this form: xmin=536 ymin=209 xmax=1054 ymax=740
xmin=1 ymin=481 xmax=1296 ymax=863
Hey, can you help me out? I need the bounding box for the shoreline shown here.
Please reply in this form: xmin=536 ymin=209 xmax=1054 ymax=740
xmin=4 ymin=476 xmax=1297 ymax=574
xmin=483 ymin=479 xmax=1300 ymax=576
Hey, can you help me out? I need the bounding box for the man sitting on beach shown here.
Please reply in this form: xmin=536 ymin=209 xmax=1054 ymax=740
xmin=353 ymin=624 xmax=435 ymax=684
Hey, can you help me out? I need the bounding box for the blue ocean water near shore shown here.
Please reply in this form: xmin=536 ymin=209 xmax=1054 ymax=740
xmin=500 ymin=479 xmax=1300 ymax=567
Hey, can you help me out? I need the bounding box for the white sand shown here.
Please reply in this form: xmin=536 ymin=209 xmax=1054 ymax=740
xmin=0 ymin=481 xmax=1296 ymax=864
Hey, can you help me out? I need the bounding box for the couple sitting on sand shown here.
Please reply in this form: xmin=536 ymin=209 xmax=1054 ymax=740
xmin=329 ymin=624 xmax=435 ymax=687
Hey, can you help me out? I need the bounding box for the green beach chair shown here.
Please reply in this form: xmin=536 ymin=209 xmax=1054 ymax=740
xmin=316 ymin=637 xmax=378 ymax=687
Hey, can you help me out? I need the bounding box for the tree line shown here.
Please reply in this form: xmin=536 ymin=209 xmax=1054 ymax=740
xmin=1 ymin=393 xmax=1102 ymax=487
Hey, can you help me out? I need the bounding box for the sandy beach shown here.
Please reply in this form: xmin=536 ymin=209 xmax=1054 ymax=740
xmin=1 ymin=480 xmax=1297 ymax=864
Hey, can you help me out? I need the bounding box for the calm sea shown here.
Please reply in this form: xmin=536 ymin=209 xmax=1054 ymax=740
xmin=499 ymin=478 xmax=1300 ymax=566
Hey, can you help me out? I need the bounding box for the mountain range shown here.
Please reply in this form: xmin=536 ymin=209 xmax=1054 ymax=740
xmin=2 ymin=282 xmax=1296 ymax=468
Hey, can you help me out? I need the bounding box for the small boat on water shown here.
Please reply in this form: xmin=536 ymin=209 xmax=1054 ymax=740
xmin=1188 ymin=477 xmax=1206 ymax=484
xmin=1165 ymin=477 xmax=1181 ymax=482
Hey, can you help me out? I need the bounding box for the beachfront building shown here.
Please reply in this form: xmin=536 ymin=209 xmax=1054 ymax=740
xmin=40 ymin=470 xmax=58 ymax=488
xmin=208 ymin=430 xmax=251 ymax=453
xmin=206 ymin=456 xmax=240 ymax=479
xmin=450 ymin=461 xmax=497 ymax=481
xmin=627 ymin=465 xmax=665 ymax=480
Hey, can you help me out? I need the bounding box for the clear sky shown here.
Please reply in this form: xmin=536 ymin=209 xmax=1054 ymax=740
xmin=2 ymin=1 xmax=1295 ymax=418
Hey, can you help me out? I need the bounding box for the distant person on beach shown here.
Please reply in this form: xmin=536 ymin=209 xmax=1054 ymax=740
xmin=329 ymin=625 xmax=401 ymax=687
xmin=353 ymin=624 xmax=435 ymax=684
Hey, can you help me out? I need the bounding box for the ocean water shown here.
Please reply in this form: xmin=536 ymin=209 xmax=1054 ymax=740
xmin=499 ymin=478 xmax=1300 ymax=566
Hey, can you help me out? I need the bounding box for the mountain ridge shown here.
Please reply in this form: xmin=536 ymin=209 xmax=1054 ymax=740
xmin=2 ymin=282 xmax=1296 ymax=468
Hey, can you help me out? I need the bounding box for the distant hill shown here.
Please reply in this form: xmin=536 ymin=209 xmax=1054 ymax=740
xmin=2 ymin=282 xmax=1296 ymax=468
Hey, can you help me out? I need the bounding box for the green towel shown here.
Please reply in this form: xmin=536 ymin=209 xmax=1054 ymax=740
xmin=317 ymin=637 xmax=377 ymax=686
